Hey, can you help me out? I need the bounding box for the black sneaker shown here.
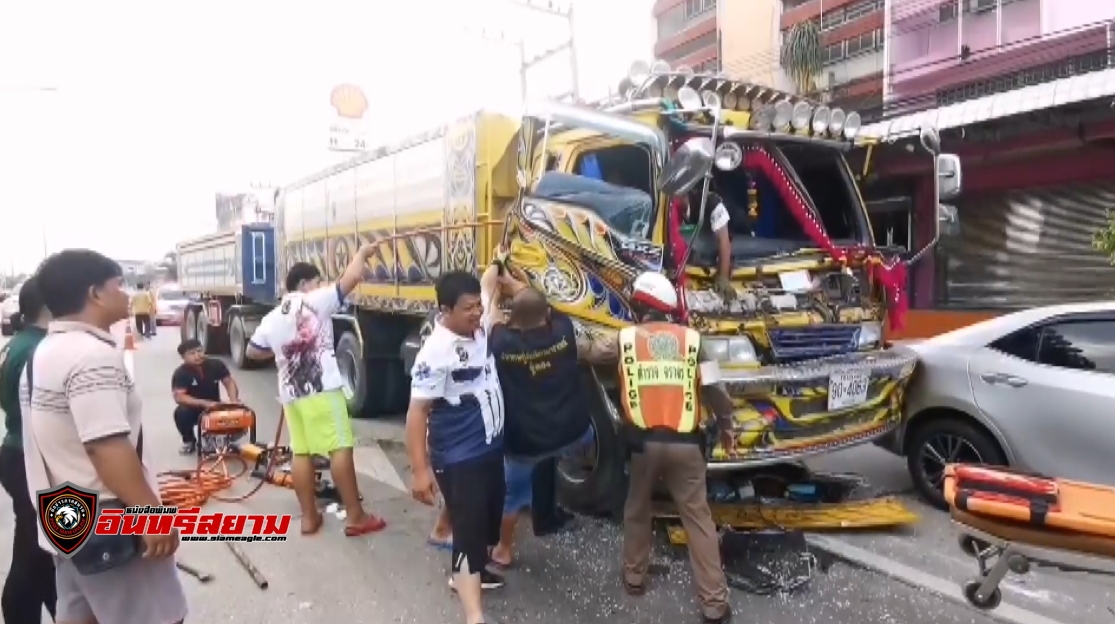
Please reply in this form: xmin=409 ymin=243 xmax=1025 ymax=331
xmin=448 ymin=569 xmax=505 ymax=591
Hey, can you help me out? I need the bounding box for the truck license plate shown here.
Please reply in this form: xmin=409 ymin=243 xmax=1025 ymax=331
xmin=827 ymin=370 xmax=870 ymax=411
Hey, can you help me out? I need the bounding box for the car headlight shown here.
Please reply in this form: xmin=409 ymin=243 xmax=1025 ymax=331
xmin=857 ymin=322 xmax=882 ymax=348
xmin=702 ymin=337 xmax=759 ymax=364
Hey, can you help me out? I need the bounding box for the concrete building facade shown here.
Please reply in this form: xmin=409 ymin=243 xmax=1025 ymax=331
xmin=887 ymin=0 xmax=1115 ymax=111
xmin=653 ymin=0 xmax=719 ymax=73
xmin=652 ymin=0 xmax=886 ymax=112
xmin=864 ymin=0 xmax=1115 ymax=337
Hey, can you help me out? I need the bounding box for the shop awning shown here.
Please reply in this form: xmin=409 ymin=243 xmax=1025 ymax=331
xmin=863 ymin=67 xmax=1115 ymax=140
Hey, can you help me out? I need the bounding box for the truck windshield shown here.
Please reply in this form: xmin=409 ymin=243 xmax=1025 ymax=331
xmin=684 ymin=143 xmax=866 ymax=265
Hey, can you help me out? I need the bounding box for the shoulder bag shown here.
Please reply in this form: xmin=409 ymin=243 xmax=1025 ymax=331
xmin=26 ymin=348 xmax=145 ymax=575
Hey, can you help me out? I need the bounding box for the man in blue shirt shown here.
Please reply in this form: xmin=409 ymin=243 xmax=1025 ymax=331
xmin=405 ymin=264 xmax=504 ymax=624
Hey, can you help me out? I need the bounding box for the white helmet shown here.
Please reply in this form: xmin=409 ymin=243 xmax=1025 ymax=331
xmin=631 ymin=272 xmax=678 ymax=313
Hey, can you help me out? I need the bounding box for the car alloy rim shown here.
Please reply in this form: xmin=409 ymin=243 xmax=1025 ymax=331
xmin=920 ymin=433 xmax=984 ymax=490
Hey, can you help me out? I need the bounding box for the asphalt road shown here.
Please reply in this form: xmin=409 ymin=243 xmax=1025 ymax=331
xmin=1 ymin=329 xmax=1109 ymax=624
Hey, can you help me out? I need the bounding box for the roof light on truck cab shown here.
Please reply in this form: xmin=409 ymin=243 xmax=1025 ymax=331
xmin=791 ymin=101 xmax=812 ymax=131
xmin=700 ymin=90 xmax=722 ymax=111
xmin=772 ymin=100 xmax=793 ymax=130
xmin=703 ymin=337 xmax=759 ymax=365
xmin=829 ymin=108 xmax=846 ymax=136
xmin=812 ymin=106 xmax=831 ymax=135
xmin=750 ymin=105 xmax=775 ymax=130
xmin=714 ymin=142 xmax=743 ymax=171
xmin=843 ymin=111 xmax=862 ymax=140
xmin=678 ymin=86 xmax=702 ymax=111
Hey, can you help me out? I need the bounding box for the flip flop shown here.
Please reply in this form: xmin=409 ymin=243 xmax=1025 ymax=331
xmin=344 ymin=514 xmax=387 ymax=537
xmin=301 ymin=513 xmax=324 ymax=536
xmin=487 ymin=547 xmax=513 ymax=571
xmin=427 ymin=536 xmax=453 ymax=552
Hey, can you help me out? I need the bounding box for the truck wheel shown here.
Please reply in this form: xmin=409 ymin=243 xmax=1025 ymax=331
xmin=228 ymin=314 xmax=263 ymax=370
xmin=557 ymin=370 xmax=628 ymax=519
xmin=336 ymin=331 xmax=369 ymax=416
xmin=196 ymin=308 xmax=212 ymax=353
xmin=182 ymin=308 xmax=198 ymax=343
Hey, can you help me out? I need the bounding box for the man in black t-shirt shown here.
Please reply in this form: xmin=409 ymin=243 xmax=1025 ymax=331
xmin=171 ymin=339 xmax=240 ymax=454
xmin=486 ymin=276 xmax=617 ymax=569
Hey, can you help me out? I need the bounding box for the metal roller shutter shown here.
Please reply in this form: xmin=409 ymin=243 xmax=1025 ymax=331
xmin=942 ymin=180 xmax=1115 ymax=308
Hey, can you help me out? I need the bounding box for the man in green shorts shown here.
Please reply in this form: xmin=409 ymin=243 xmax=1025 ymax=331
xmin=246 ymin=244 xmax=386 ymax=536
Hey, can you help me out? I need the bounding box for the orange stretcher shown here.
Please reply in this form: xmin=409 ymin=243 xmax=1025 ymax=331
xmin=944 ymin=464 xmax=1115 ymax=610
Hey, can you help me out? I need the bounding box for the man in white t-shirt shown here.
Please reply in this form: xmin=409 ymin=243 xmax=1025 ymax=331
xmin=704 ymin=192 xmax=736 ymax=302
xmin=405 ymin=263 xmax=506 ymax=624
xmin=246 ymin=246 xmax=386 ymax=537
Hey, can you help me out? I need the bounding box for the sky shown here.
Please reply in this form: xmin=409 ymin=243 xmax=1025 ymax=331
xmin=0 ymin=0 xmax=653 ymax=274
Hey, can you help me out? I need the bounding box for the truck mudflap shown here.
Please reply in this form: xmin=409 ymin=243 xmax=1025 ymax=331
xmin=710 ymin=349 xmax=918 ymax=467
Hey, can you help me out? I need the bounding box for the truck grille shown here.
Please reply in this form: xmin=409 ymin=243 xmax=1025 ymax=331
xmin=767 ymin=326 xmax=859 ymax=362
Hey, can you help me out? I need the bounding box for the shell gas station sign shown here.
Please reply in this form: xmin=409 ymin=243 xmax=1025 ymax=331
xmin=328 ymin=83 xmax=370 ymax=153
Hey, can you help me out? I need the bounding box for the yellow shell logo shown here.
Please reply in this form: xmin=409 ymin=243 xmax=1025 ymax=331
xmin=330 ymin=84 xmax=368 ymax=120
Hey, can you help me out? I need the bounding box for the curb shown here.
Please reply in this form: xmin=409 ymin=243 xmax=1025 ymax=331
xmin=805 ymin=534 xmax=1070 ymax=624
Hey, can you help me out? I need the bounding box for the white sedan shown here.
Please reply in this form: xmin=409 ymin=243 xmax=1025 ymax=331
xmin=878 ymin=301 xmax=1115 ymax=509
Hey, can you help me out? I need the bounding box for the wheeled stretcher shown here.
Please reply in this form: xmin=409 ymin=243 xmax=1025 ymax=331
xmin=945 ymin=464 xmax=1115 ymax=610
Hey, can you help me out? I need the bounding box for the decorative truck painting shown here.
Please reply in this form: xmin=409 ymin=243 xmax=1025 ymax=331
xmin=174 ymin=63 xmax=962 ymax=516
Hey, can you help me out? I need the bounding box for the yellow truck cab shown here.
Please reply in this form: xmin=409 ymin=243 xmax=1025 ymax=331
xmin=503 ymin=61 xmax=962 ymax=511
xmin=187 ymin=60 xmax=961 ymax=515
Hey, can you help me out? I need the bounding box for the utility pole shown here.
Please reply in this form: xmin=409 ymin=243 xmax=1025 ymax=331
xmin=476 ymin=0 xmax=579 ymax=103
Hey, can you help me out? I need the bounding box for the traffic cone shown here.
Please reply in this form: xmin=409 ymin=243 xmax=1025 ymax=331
xmin=123 ymin=319 xmax=136 ymax=378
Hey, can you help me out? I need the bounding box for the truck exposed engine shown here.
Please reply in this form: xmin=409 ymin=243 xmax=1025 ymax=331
xmin=178 ymin=61 xmax=962 ymax=514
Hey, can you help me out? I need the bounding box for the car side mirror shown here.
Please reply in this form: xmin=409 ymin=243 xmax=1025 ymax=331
xmin=937 ymin=153 xmax=961 ymax=201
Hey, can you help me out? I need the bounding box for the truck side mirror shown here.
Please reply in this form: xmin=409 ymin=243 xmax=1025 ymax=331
xmin=937 ymin=153 xmax=961 ymax=201
xmin=660 ymin=137 xmax=714 ymax=197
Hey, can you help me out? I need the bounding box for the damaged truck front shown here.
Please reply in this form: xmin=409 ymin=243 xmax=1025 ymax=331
xmin=505 ymin=62 xmax=963 ymax=513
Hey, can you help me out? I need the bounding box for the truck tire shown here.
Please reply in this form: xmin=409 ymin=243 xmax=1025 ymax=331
xmin=182 ymin=307 xmax=198 ymax=343
xmin=556 ymin=370 xmax=628 ymax=519
xmin=336 ymin=331 xmax=371 ymax=416
xmin=195 ymin=307 xmax=228 ymax=355
xmin=228 ymin=314 xmax=264 ymax=370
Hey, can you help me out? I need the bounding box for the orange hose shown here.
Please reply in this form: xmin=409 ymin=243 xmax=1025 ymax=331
xmin=156 ymin=408 xmax=287 ymax=508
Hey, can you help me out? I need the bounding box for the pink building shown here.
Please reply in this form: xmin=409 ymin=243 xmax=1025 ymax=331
xmin=885 ymin=0 xmax=1115 ymax=111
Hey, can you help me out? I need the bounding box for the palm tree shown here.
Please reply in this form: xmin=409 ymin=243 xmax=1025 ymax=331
xmin=781 ymin=20 xmax=823 ymax=95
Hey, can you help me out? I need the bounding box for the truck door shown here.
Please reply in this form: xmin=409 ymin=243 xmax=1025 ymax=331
xmin=241 ymin=224 xmax=276 ymax=302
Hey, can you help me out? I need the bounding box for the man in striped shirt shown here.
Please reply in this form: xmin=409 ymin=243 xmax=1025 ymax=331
xmin=23 ymin=250 xmax=187 ymax=624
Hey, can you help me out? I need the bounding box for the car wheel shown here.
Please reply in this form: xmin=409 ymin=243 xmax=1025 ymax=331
xmin=906 ymin=417 xmax=1006 ymax=511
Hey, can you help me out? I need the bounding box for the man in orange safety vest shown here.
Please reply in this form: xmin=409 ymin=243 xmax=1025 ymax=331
xmin=617 ymin=271 xmax=736 ymax=624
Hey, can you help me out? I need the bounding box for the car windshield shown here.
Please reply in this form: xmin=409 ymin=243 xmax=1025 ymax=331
xmin=158 ymin=290 xmax=187 ymax=301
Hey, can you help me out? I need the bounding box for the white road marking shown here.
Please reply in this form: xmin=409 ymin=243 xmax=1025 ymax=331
xmin=353 ymin=442 xmax=408 ymax=493
xmin=807 ymin=534 xmax=1071 ymax=624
